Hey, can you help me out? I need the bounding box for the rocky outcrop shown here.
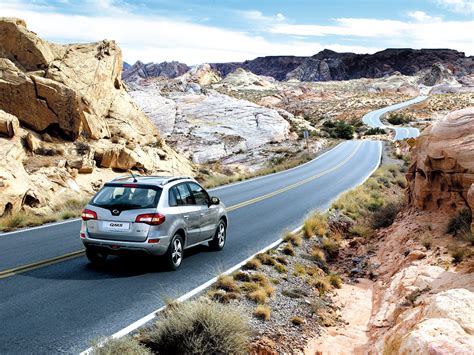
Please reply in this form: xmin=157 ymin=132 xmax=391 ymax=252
xmin=122 ymin=60 xmax=189 ymax=82
xmin=0 ymin=18 xmax=193 ymax=216
xmin=0 ymin=109 xmax=19 ymax=137
xmin=407 ymin=108 xmax=474 ymax=216
xmin=216 ymin=68 xmax=277 ymax=91
xmin=209 ymin=49 xmax=472 ymax=82
xmin=211 ymin=56 xmax=306 ymax=81
xmin=419 ymin=63 xmax=459 ymax=87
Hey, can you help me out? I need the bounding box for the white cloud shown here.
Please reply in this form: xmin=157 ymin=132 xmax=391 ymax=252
xmin=239 ymin=10 xmax=287 ymax=24
xmin=407 ymin=11 xmax=440 ymax=22
xmin=436 ymin=0 xmax=474 ymax=13
xmin=271 ymin=16 xmax=474 ymax=55
xmin=0 ymin=5 xmax=378 ymax=64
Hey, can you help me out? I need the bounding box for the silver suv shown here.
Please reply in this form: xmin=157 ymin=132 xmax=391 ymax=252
xmin=80 ymin=176 xmax=228 ymax=270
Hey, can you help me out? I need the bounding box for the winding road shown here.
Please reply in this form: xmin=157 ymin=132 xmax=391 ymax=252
xmin=0 ymin=140 xmax=381 ymax=353
xmin=1 ymin=96 xmax=428 ymax=353
xmin=362 ymin=96 xmax=427 ymax=140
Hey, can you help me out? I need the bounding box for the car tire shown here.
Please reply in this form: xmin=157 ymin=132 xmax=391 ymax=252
xmin=209 ymin=219 xmax=226 ymax=251
xmin=86 ymin=248 xmax=108 ymax=264
xmin=165 ymin=233 xmax=184 ymax=271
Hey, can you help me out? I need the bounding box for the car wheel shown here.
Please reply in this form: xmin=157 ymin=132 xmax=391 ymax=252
xmin=86 ymin=248 xmax=108 ymax=264
xmin=165 ymin=233 xmax=184 ymax=270
xmin=209 ymin=219 xmax=226 ymax=251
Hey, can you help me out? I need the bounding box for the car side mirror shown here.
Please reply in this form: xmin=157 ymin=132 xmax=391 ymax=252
xmin=210 ymin=196 xmax=220 ymax=205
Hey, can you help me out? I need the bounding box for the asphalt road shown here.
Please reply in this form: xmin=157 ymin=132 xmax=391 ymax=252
xmin=362 ymin=96 xmax=428 ymax=140
xmin=0 ymin=138 xmax=382 ymax=354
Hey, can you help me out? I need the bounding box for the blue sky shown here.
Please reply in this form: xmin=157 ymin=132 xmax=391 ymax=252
xmin=2 ymin=0 xmax=473 ymax=64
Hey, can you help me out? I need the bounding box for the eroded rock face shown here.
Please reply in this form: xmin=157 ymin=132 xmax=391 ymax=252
xmin=407 ymin=108 xmax=474 ymax=216
xmin=122 ymin=60 xmax=190 ymax=82
xmin=0 ymin=18 xmax=193 ymax=216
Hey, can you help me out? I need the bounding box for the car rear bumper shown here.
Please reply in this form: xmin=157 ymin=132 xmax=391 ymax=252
xmin=81 ymin=233 xmax=171 ymax=256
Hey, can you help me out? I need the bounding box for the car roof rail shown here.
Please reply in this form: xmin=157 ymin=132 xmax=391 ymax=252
xmin=111 ymin=174 xmax=142 ymax=182
xmin=160 ymin=176 xmax=194 ymax=185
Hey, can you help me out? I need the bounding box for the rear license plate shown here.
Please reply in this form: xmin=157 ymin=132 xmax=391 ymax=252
xmin=103 ymin=221 xmax=130 ymax=232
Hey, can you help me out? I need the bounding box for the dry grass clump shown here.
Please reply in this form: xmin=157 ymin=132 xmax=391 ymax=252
xmin=303 ymin=212 xmax=328 ymax=239
xmin=240 ymin=282 xmax=260 ymax=293
xmin=282 ymin=243 xmax=295 ymax=256
xmin=293 ymin=263 xmax=307 ymax=277
xmin=331 ymin=185 xmax=373 ymax=220
xmin=215 ymin=275 xmax=240 ymax=293
xmin=0 ymin=197 xmax=89 ymax=231
xmin=243 ymin=258 xmax=262 ymax=270
xmin=349 ymin=225 xmax=373 ymax=239
xmin=254 ymin=305 xmax=271 ymax=321
xmin=274 ymin=263 xmax=287 ymax=274
xmin=311 ymin=247 xmax=326 ymax=264
xmin=255 ymin=253 xmax=276 ymax=266
xmin=310 ymin=275 xmax=332 ymax=296
xmin=321 ymin=237 xmax=340 ymax=260
xmin=420 ymin=232 xmax=432 ymax=250
xmin=449 ymin=244 xmax=466 ymax=264
xmin=282 ymin=288 xmax=309 ymax=299
xmin=232 ymin=271 xmax=251 ymax=282
xmin=91 ymin=337 xmax=150 ymax=355
xmin=208 ymin=289 xmax=240 ymax=304
xmin=283 ymin=232 xmax=302 ymax=246
xmin=289 ymin=316 xmax=305 ymax=326
xmin=140 ymin=299 xmax=248 ymax=354
xmin=328 ymin=274 xmax=342 ymax=289
xmin=275 ymin=255 xmax=288 ymax=265
xmin=247 ymin=288 xmax=269 ymax=304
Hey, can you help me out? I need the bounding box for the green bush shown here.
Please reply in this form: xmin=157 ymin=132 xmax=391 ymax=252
xmin=372 ymin=201 xmax=402 ymax=229
xmin=387 ymin=113 xmax=411 ymax=125
xmin=365 ymin=127 xmax=386 ymax=135
xmin=322 ymin=121 xmax=354 ymax=139
xmin=447 ymin=209 xmax=472 ymax=236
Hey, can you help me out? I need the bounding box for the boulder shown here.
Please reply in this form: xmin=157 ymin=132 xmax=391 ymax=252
xmin=468 ymin=184 xmax=474 ymax=233
xmin=407 ymin=108 xmax=474 ymax=214
xmin=425 ymin=289 xmax=474 ymax=335
xmin=398 ymin=318 xmax=474 ymax=354
xmin=0 ymin=110 xmax=19 ymax=137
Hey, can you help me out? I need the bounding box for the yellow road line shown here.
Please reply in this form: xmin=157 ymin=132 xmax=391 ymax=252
xmin=227 ymin=141 xmax=362 ymax=212
xmin=0 ymin=142 xmax=363 ymax=279
xmin=0 ymin=250 xmax=85 ymax=279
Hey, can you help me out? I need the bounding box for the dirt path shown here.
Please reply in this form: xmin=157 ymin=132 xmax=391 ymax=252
xmin=305 ymin=278 xmax=374 ymax=355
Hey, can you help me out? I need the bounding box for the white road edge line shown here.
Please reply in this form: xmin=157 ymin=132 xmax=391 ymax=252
xmin=0 ymin=142 xmax=347 ymax=237
xmin=80 ymin=140 xmax=382 ymax=355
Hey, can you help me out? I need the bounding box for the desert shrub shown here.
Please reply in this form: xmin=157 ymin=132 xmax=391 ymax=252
xmin=447 ymin=209 xmax=472 ymax=236
xmin=254 ymin=305 xmax=271 ymax=320
xmin=322 ymin=121 xmax=354 ymax=139
xmin=303 ymin=212 xmax=328 ymax=238
xmin=387 ymin=113 xmax=411 ymax=125
xmin=141 ymin=299 xmax=248 ymax=354
xmin=290 ymin=316 xmax=305 ymax=326
xmin=75 ymin=141 xmax=90 ymax=155
xmin=420 ymin=232 xmax=432 ymax=249
xmin=372 ymin=201 xmax=402 ymax=229
xmin=365 ymin=127 xmax=386 ymax=135
xmin=92 ymin=337 xmax=150 ymax=355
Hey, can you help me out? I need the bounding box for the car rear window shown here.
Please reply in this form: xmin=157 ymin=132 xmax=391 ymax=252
xmin=91 ymin=184 xmax=162 ymax=210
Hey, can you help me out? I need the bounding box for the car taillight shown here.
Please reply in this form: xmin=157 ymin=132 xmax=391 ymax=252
xmin=135 ymin=213 xmax=166 ymax=226
xmin=81 ymin=209 xmax=97 ymax=221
